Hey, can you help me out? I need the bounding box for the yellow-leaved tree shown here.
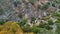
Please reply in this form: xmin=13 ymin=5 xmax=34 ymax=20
xmin=0 ymin=21 xmax=23 ymax=34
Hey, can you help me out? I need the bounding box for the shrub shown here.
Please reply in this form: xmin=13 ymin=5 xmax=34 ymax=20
xmin=29 ymin=0 xmax=34 ymax=5
xmin=52 ymin=12 xmax=60 ymax=17
xmin=13 ymin=1 xmax=18 ymax=7
xmin=44 ymin=24 xmax=52 ymax=30
xmin=37 ymin=4 xmax=41 ymax=10
xmin=38 ymin=22 xmax=53 ymax=30
xmin=55 ymin=18 xmax=60 ymax=23
xmin=52 ymin=3 xmax=55 ymax=7
xmin=48 ymin=19 xmax=54 ymax=25
xmin=13 ymin=1 xmax=21 ymax=7
xmin=46 ymin=2 xmax=50 ymax=5
xmin=42 ymin=4 xmax=49 ymax=10
xmin=32 ymin=26 xmax=53 ymax=34
xmin=21 ymin=25 xmax=31 ymax=32
xmin=18 ymin=18 xmax=27 ymax=26
xmin=56 ymin=23 xmax=60 ymax=34
xmin=30 ymin=17 xmax=36 ymax=23
xmin=38 ymin=22 xmax=45 ymax=28
xmin=31 ymin=26 xmax=40 ymax=33
xmin=0 ymin=20 xmax=5 ymax=25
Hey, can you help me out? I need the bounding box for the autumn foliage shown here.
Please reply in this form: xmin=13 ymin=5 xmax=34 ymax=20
xmin=0 ymin=21 xmax=23 ymax=34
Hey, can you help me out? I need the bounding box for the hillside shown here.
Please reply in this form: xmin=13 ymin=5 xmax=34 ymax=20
xmin=0 ymin=0 xmax=60 ymax=34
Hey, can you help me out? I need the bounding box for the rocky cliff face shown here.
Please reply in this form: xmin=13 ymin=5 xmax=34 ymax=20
xmin=0 ymin=0 xmax=57 ymax=22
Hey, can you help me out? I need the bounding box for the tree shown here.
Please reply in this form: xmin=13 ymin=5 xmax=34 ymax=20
xmin=0 ymin=21 xmax=23 ymax=34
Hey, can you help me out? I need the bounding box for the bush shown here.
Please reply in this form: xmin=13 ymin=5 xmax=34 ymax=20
xmin=46 ymin=2 xmax=50 ymax=5
xmin=52 ymin=12 xmax=60 ymax=17
xmin=31 ymin=26 xmax=52 ymax=34
xmin=56 ymin=23 xmax=60 ymax=34
xmin=31 ymin=26 xmax=40 ymax=33
xmin=13 ymin=1 xmax=21 ymax=7
xmin=29 ymin=0 xmax=34 ymax=5
xmin=37 ymin=4 xmax=41 ymax=10
xmin=0 ymin=20 xmax=5 ymax=25
xmin=42 ymin=4 xmax=49 ymax=10
xmin=55 ymin=18 xmax=60 ymax=23
xmin=38 ymin=22 xmax=45 ymax=28
xmin=18 ymin=18 xmax=27 ymax=26
xmin=13 ymin=1 xmax=18 ymax=7
xmin=38 ymin=22 xmax=53 ymax=30
xmin=21 ymin=25 xmax=31 ymax=32
xmin=48 ymin=19 xmax=54 ymax=25
xmin=52 ymin=3 xmax=55 ymax=7
xmin=30 ymin=17 xmax=36 ymax=23
xmin=44 ymin=24 xmax=52 ymax=30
